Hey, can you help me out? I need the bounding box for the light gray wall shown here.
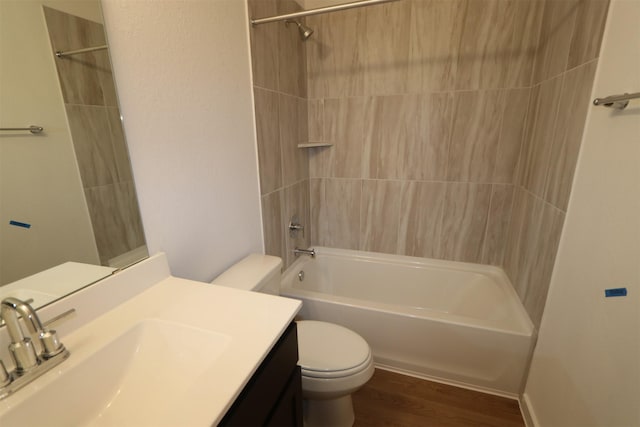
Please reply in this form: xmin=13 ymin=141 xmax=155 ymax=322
xmin=101 ymin=0 xmax=264 ymax=281
xmin=522 ymin=0 xmax=639 ymax=425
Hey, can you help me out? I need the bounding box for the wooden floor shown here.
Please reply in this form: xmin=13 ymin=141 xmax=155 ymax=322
xmin=352 ymin=369 xmax=525 ymax=427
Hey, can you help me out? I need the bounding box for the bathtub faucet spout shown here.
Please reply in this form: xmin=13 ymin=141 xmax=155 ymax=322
xmin=294 ymin=247 xmax=316 ymax=258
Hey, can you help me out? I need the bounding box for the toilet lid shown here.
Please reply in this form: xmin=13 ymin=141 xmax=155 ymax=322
xmin=297 ymin=320 xmax=371 ymax=378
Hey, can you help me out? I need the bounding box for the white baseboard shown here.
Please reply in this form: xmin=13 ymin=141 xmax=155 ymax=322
xmin=519 ymin=392 xmax=539 ymax=427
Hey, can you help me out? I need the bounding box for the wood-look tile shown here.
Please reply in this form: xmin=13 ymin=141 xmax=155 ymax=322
xmin=544 ymin=60 xmax=597 ymax=210
xmin=325 ymin=97 xmax=366 ymax=178
xmin=482 ymin=184 xmax=515 ymax=266
xmin=95 ymin=49 xmax=118 ymax=107
xmin=119 ymin=181 xmax=145 ymax=250
xmin=512 ymin=190 xmax=545 ymax=303
xmin=360 ymin=180 xmax=403 ymax=254
xmin=279 ymin=94 xmax=308 ymax=186
xmin=567 ymin=0 xmax=610 ymax=69
xmin=522 ymin=202 xmax=565 ymax=327
xmin=515 ymin=85 xmax=539 ymax=187
xmin=533 ymin=0 xmax=578 ymax=84
xmin=261 ymin=190 xmax=285 ymax=261
xmin=405 ymin=93 xmax=453 ymax=181
xmin=321 ymin=178 xmax=362 ymax=250
xmin=353 ymin=369 xmax=525 ymax=427
xmin=310 ymin=178 xmax=361 ymax=249
xmin=43 ymin=6 xmax=108 ymax=106
xmin=308 ymin=145 xmax=333 ymax=179
xmin=306 ymin=9 xmax=365 ymax=98
xmin=307 ymin=99 xmax=330 ymax=178
xmin=66 ymin=105 xmax=118 ymax=188
xmin=407 ymin=0 xmax=464 ymax=92
xmin=398 ymin=181 xmax=445 ymax=258
xmin=298 ymin=95 xmax=309 ymax=145
xmin=361 ymin=0 xmax=411 ymax=95
xmin=248 ymin=0 xmax=279 ymax=91
xmin=520 ymin=75 xmax=563 ymax=197
xmin=505 ymin=0 xmax=545 ymax=88
xmin=309 ymin=178 xmax=325 ymax=246
xmin=277 ymin=0 xmax=307 ymax=97
xmin=283 ymin=180 xmax=310 ymax=268
xmin=447 ymin=90 xmax=505 ymax=183
xmin=363 ymin=95 xmax=419 ymax=179
xmin=307 ymin=98 xmax=324 ymax=142
xmin=493 ymin=88 xmax=530 ymax=184
xmin=503 ymin=187 xmax=529 ymax=290
xmin=254 ymin=88 xmax=282 ymax=194
xmin=438 ymin=183 xmax=492 ymax=263
xmin=106 ymin=107 xmax=133 ymax=183
xmin=455 ymin=0 xmax=513 ymax=90
xmin=84 ymin=182 xmax=145 ymax=265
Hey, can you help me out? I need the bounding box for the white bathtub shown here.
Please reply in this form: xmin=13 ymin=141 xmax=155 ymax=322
xmin=280 ymin=247 xmax=535 ymax=397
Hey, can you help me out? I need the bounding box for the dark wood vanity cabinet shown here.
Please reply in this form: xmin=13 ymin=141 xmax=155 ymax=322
xmin=219 ymin=322 xmax=303 ymax=426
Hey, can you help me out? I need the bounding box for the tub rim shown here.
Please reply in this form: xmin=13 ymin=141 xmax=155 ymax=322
xmin=281 ymin=247 xmax=535 ymax=336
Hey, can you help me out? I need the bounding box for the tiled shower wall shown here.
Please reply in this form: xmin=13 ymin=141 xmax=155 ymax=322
xmin=504 ymin=0 xmax=609 ymax=326
xmin=248 ymin=0 xmax=311 ymax=268
xmin=44 ymin=7 xmax=145 ymax=265
xmin=306 ymin=0 xmax=543 ymax=263
xmin=249 ymin=0 xmax=609 ymax=327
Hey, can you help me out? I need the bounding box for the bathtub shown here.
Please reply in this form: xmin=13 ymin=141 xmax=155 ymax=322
xmin=280 ymin=247 xmax=535 ymax=397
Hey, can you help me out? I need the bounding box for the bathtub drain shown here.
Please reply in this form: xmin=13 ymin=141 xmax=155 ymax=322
xmin=298 ymin=270 xmax=305 ymax=281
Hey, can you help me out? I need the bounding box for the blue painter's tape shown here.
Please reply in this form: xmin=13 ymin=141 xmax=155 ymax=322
xmin=605 ymin=288 xmax=627 ymax=297
xmin=9 ymin=220 xmax=31 ymax=229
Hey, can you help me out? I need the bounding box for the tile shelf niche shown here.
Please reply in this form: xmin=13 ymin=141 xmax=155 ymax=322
xmin=297 ymin=142 xmax=333 ymax=148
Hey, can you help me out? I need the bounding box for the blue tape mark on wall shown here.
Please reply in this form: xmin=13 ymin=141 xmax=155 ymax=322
xmin=605 ymin=288 xmax=627 ymax=297
xmin=9 ymin=220 xmax=31 ymax=229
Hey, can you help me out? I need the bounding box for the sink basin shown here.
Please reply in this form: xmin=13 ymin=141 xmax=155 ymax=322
xmin=0 ymin=319 xmax=230 ymax=427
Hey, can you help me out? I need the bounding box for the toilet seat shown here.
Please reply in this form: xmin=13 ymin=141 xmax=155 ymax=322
xmin=297 ymin=320 xmax=372 ymax=379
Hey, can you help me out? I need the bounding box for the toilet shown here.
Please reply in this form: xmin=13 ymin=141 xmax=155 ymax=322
xmin=212 ymin=254 xmax=374 ymax=427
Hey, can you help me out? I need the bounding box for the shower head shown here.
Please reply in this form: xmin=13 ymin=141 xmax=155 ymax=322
xmin=285 ymin=19 xmax=314 ymax=41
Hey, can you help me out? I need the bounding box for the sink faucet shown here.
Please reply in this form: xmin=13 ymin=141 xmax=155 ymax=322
xmin=293 ymin=247 xmax=316 ymax=258
xmin=1 ymin=298 xmax=40 ymax=373
xmin=0 ymin=297 xmax=73 ymax=400
xmin=2 ymin=298 xmax=65 ymax=362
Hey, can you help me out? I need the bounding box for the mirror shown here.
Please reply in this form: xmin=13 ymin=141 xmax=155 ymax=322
xmin=0 ymin=0 xmax=147 ymax=308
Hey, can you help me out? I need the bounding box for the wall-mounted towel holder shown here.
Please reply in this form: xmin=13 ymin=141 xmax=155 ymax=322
xmin=0 ymin=126 xmax=44 ymax=134
xmin=593 ymin=91 xmax=640 ymax=110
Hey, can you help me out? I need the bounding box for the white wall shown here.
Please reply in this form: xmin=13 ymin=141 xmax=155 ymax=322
xmin=101 ymin=0 xmax=263 ymax=281
xmin=522 ymin=1 xmax=640 ymax=425
xmin=0 ymin=0 xmax=99 ymax=286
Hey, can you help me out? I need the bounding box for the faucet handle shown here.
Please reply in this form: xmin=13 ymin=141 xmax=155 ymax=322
xmin=40 ymin=330 xmax=64 ymax=359
xmin=9 ymin=338 xmax=39 ymax=374
xmin=34 ymin=309 xmax=74 ymax=359
xmin=38 ymin=308 xmax=75 ymax=359
xmin=288 ymin=214 xmax=305 ymax=238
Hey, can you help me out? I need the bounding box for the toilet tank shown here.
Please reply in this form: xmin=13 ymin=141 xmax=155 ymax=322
xmin=211 ymin=254 xmax=282 ymax=295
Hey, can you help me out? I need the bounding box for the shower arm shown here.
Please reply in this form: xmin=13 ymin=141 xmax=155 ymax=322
xmin=250 ymin=0 xmax=400 ymax=26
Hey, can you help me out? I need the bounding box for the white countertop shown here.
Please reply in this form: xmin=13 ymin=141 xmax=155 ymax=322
xmin=0 ymin=254 xmax=301 ymax=426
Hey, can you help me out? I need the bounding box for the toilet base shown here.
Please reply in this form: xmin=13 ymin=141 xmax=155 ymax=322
xmin=303 ymin=395 xmax=355 ymax=427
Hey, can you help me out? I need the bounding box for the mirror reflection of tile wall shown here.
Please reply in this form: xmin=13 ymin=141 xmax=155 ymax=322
xmin=43 ymin=7 xmax=145 ymax=266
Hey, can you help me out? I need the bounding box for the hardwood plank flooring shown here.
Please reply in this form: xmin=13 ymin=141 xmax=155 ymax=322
xmin=352 ymin=369 xmax=525 ymax=427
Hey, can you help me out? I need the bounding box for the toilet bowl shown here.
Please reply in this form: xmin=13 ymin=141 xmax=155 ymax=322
xmin=212 ymin=254 xmax=374 ymax=427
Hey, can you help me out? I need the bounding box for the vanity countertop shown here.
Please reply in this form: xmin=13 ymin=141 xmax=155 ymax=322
xmin=0 ymin=254 xmax=301 ymax=426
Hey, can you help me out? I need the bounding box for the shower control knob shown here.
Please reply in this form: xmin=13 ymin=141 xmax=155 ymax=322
xmin=288 ymin=214 xmax=305 ymax=238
